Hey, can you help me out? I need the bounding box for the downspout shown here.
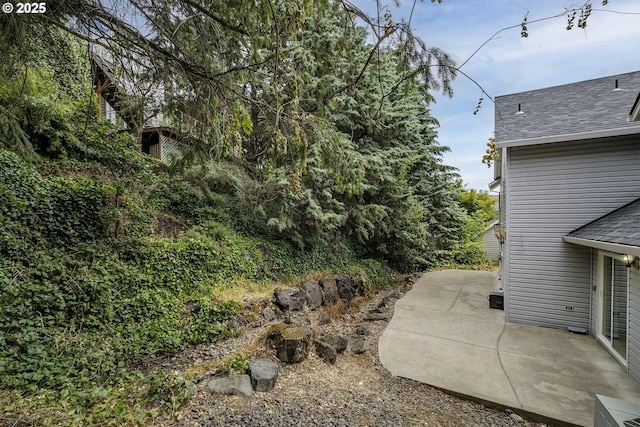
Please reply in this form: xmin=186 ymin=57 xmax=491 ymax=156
xmin=589 ymin=247 xmax=593 ymax=335
xmin=490 ymin=187 xmax=500 ymax=279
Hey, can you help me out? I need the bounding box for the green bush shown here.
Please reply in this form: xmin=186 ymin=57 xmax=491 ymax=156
xmin=447 ymin=211 xmax=492 ymax=268
xmin=39 ymin=177 xmax=112 ymax=245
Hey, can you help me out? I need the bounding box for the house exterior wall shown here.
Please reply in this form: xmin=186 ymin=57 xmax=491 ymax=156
xmin=504 ymin=136 xmax=640 ymax=329
xmin=100 ymin=96 xmax=122 ymax=127
xmin=629 ymin=268 xmax=640 ymax=384
xmin=483 ymin=228 xmax=500 ymax=263
xmin=160 ymin=134 xmax=182 ymax=162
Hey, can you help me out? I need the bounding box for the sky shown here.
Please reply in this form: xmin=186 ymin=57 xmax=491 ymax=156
xmin=353 ymin=0 xmax=640 ymax=190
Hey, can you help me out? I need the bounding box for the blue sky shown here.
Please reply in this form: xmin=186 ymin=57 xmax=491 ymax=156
xmin=354 ymin=0 xmax=640 ymax=190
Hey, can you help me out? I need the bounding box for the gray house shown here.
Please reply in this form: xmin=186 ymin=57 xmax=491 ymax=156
xmin=493 ymin=71 xmax=640 ymax=384
xmin=483 ymin=219 xmax=500 ymax=263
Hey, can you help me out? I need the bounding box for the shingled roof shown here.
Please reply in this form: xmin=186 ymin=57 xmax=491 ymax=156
xmin=495 ymin=70 xmax=640 ymax=143
xmin=566 ymin=198 xmax=640 ymax=248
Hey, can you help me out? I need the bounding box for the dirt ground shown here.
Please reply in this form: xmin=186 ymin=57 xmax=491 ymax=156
xmin=151 ymin=278 xmax=544 ymax=427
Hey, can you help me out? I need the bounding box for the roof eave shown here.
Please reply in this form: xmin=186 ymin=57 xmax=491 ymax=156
xmin=496 ymin=126 xmax=640 ymax=148
xmin=563 ymin=236 xmax=640 ymax=257
xmin=484 ymin=220 xmax=499 ymax=232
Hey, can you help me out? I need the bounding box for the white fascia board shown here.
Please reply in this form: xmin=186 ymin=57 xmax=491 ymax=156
xmin=497 ymin=126 xmax=640 ymax=148
xmin=563 ymin=236 xmax=640 ymax=258
xmin=483 ymin=220 xmax=499 ymax=232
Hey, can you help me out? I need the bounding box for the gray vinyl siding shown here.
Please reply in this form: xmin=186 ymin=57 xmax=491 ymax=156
xmin=505 ymin=136 xmax=640 ymax=329
xmin=483 ymin=228 xmax=500 ymax=262
xmin=629 ymin=268 xmax=640 ymax=384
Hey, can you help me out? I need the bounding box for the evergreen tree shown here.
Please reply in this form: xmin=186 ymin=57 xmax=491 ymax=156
xmin=1 ymin=0 xmax=467 ymax=270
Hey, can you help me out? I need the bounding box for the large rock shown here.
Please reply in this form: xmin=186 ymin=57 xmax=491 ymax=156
xmin=313 ymin=339 xmax=337 ymax=365
xmin=206 ymin=375 xmax=253 ymax=397
xmin=319 ymin=277 xmax=339 ymax=304
xmin=352 ymin=275 xmax=365 ymax=296
xmin=284 ymin=312 xmax=310 ymax=326
xmin=317 ymin=310 xmax=331 ymax=325
xmin=274 ymin=288 xmax=305 ymax=311
xmin=324 ymin=334 xmax=348 ymax=353
xmin=300 ymin=281 xmax=323 ymax=309
xmin=249 ymin=359 xmax=280 ymax=392
xmin=226 ymin=314 xmax=250 ymax=331
xmin=261 ymin=306 xmax=278 ymax=322
xmin=267 ymin=324 xmax=311 ymax=364
xmin=349 ymin=336 xmax=366 ymax=354
xmin=364 ymin=310 xmax=389 ymax=321
xmin=336 ymin=275 xmax=363 ymax=302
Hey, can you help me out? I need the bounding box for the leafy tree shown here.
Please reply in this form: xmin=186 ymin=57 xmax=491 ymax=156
xmin=482 ymin=137 xmax=499 ymax=168
xmin=458 ymin=188 xmax=497 ymax=223
xmin=449 ymin=210 xmax=491 ymax=267
xmin=6 ymin=0 xmax=455 ymax=163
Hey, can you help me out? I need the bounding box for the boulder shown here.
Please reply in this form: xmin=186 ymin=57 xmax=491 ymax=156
xmin=349 ymin=336 xmax=366 ymax=354
xmin=364 ymin=310 xmax=389 ymax=321
xmin=317 ymin=310 xmax=331 ymax=325
xmin=335 ymin=275 xmax=363 ymax=302
xmin=352 ymin=275 xmax=365 ymax=296
xmin=319 ymin=277 xmax=339 ymax=304
xmin=313 ymin=339 xmax=337 ymax=365
xmin=261 ymin=306 xmax=278 ymax=322
xmin=249 ymin=359 xmax=280 ymax=392
xmin=509 ymin=413 xmax=524 ymax=424
xmin=206 ymin=375 xmax=253 ymax=397
xmin=300 ymin=281 xmax=323 ymax=309
xmin=226 ymin=314 xmax=250 ymax=331
xmin=274 ymin=288 xmax=305 ymax=311
xmin=324 ymin=334 xmax=348 ymax=353
xmin=284 ymin=312 xmax=310 ymax=326
xmin=267 ymin=324 xmax=311 ymax=364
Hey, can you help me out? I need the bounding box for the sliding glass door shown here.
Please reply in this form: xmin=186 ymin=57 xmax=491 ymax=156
xmin=600 ymin=254 xmax=628 ymax=363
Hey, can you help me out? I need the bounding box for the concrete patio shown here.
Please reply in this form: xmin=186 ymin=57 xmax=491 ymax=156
xmin=378 ymin=269 xmax=640 ymax=426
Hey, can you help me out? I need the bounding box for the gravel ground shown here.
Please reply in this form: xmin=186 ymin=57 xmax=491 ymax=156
xmin=151 ymin=278 xmax=547 ymax=427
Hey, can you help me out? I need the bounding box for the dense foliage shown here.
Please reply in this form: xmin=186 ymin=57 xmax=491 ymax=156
xmin=0 ymin=3 xmax=493 ymax=425
xmin=458 ymin=189 xmax=497 ymax=223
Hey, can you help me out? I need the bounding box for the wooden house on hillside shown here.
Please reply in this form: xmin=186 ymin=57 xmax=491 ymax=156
xmin=90 ymin=50 xmax=185 ymax=162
